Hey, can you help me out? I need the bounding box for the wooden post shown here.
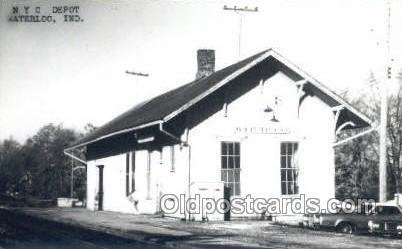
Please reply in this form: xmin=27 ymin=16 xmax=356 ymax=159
xmin=146 ymin=151 xmax=151 ymax=200
xmin=70 ymin=157 xmax=74 ymax=198
xmin=379 ymin=72 xmax=388 ymax=202
xmin=97 ymin=165 xmax=104 ymax=211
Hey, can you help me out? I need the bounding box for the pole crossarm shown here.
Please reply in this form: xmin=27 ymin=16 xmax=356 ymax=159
xmin=223 ymin=5 xmax=258 ymax=12
xmin=125 ymin=70 xmax=149 ymax=77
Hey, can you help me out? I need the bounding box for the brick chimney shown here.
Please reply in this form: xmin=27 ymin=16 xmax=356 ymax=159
xmin=196 ymin=49 xmax=215 ymax=80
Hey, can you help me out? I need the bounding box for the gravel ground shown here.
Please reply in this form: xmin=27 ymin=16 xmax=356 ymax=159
xmin=0 ymin=209 xmax=161 ymax=249
xmin=2 ymin=207 xmax=402 ymax=248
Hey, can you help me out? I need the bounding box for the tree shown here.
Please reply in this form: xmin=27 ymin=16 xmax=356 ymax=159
xmin=27 ymin=124 xmax=79 ymax=199
xmin=335 ymin=99 xmax=379 ymax=201
xmin=384 ymin=89 xmax=402 ymax=197
xmin=0 ymin=138 xmax=26 ymax=197
xmin=335 ymin=71 xmax=402 ymax=201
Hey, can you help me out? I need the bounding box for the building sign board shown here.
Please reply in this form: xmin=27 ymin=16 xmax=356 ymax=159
xmin=235 ymin=126 xmax=290 ymax=134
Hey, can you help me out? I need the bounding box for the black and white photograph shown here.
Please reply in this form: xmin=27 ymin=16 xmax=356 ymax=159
xmin=1 ymin=0 xmax=402 ymax=248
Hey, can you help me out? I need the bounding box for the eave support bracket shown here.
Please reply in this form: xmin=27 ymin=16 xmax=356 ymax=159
xmin=64 ymin=149 xmax=87 ymax=165
xmin=333 ymin=126 xmax=378 ymax=147
xmin=297 ymin=79 xmax=308 ymax=118
xmin=332 ymin=105 xmax=344 ymax=132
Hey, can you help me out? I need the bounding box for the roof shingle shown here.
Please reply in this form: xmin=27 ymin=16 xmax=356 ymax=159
xmin=67 ymin=49 xmax=371 ymax=150
xmin=68 ymin=50 xmax=268 ymax=149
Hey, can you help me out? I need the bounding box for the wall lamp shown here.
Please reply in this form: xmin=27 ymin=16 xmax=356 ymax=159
xmin=264 ymin=97 xmax=280 ymax=122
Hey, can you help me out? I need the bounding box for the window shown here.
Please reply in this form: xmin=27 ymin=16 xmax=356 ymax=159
xmin=280 ymin=142 xmax=299 ymax=195
xmin=221 ymin=142 xmax=240 ymax=196
xmin=126 ymin=152 xmax=136 ymax=196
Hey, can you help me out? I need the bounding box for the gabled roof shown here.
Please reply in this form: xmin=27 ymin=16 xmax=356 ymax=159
xmin=66 ymin=49 xmax=372 ymax=150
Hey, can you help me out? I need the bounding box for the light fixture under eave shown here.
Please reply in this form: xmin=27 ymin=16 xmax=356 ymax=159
xmin=270 ymin=114 xmax=279 ymax=122
xmin=138 ymin=136 xmax=155 ymax=144
xmin=264 ymin=105 xmax=273 ymax=113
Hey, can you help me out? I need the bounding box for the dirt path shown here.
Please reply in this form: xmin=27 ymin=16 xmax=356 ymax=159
xmin=2 ymin=207 xmax=402 ymax=248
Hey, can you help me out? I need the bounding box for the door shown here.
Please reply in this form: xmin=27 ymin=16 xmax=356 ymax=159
xmin=223 ymin=186 xmax=231 ymax=221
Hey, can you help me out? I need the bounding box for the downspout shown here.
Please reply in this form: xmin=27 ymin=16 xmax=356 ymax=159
xmin=159 ymin=123 xmax=192 ymax=221
xmin=187 ymin=143 xmax=192 ymax=221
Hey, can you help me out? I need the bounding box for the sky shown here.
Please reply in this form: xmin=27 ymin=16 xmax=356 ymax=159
xmin=1 ymin=0 xmax=402 ymax=142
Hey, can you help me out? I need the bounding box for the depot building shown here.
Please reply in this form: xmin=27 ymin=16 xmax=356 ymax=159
xmin=65 ymin=49 xmax=372 ymax=221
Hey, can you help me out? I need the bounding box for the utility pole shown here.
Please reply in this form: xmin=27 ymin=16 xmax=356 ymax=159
xmin=125 ymin=70 xmax=149 ymax=77
xmin=70 ymin=157 xmax=74 ymax=198
xmin=379 ymin=0 xmax=391 ymax=203
xmin=223 ymin=5 xmax=258 ymax=58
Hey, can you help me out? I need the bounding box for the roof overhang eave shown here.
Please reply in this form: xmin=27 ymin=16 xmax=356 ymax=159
xmin=65 ymin=48 xmax=373 ymax=153
xmin=64 ymin=120 xmax=163 ymax=152
xmin=268 ymin=50 xmax=373 ymax=128
xmin=162 ymin=48 xmax=373 ymax=128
